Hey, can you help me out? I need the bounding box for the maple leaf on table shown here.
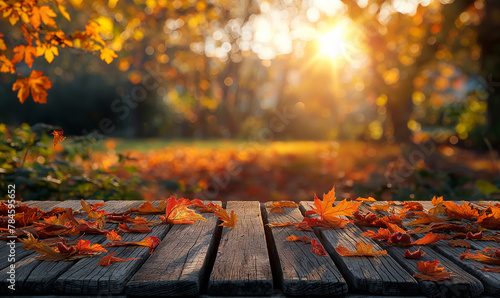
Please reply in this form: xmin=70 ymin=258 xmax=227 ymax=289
xmin=410 ymin=232 xmax=448 ymax=245
xmin=413 ymin=260 xmax=454 ymax=282
xmin=286 ymin=235 xmax=311 ymax=243
xmin=214 ymin=208 xmax=237 ymax=228
xmin=267 ymin=222 xmax=295 ymax=227
xmin=476 ymin=206 xmax=500 ymax=229
xmin=80 ymin=200 xmax=105 ymax=225
xmin=404 ymin=247 xmax=426 ymax=259
xmin=429 ymin=196 xmax=446 ymax=216
xmin=269 ymin=207 xmax=285 ymax=214
xmin=267 ymin=201 xmax=298 ymax=208
xmin=443 ymin=201 xmax=479 ymax=221
xmin=105 ymin=236 xmax=161 ymax=254
xmin=105 ymin=230 xmax=122 ymax=241
xmin=130 ymin=201 xmax=166 ymax=214
xmin=460 ymin=247 xmax=500 ymax=265
xmin=369 ymin=202 xmax=392 ymax=212
xmin=477 ymin=265 xmax=500 ymax=273
xmin=309 ymin=239 xmax=328 ymax=256
xmin=117 ymin=223 xmax=152 ymax=233
xmin=448 ymin=239 xmax=471 ymax=248
xmin=310 ymin=186 xmax=361 ymax=222
xmin=356 ymin=197 xmax=377 ymax=202
xmin=98 ymin=252 xmax=139 ymax=266
xmin=335 ymin=242 xmax=388 ymax=257
xmin=160 ymin=197 xmax=206 ymax=224
xmin=362 ymin=228 xmax=393 ymax=241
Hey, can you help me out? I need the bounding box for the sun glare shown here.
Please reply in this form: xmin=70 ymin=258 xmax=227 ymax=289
xmin=319 ymin=26 xmax=346 ymax=60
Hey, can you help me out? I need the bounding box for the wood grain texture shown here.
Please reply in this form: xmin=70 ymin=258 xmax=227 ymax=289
xmin=126 ymin=201 xmax=221 ymax=296
xmin=53 ymin=200 xmax=172 ymax=295
xmin=0 ymin=200 xmax=60 ymax=271
xmin=263 ymin=202 xmax=348 ymax=296
xmin=299 ymin=201 xmax=419 ymax=296
xmin=0 ymin=199 xmax=106 ymax=294
xmin=207 ymin=201 xmax=273 ymax=296
xmin=362 ymin=201 xmax=485 ymax=297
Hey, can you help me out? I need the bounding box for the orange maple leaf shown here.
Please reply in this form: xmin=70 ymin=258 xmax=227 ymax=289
xmin=105 ymin=236 xmax=161 ymax=254
xmin=448 ymin=239 xmax=471 ymax=248
xmin=214 ymin=208 xmax=237 ymax=228
xmin=269 ymin=207 xmax=285 ymax=214
xmin=75 ymin=239 xmax=107 ymax=254
xmin=460 ymin=248 xmax=500 ymax=265
xmin=160 ymin=197 xmax=206 ymax=224
xmin=13 ymin=70 xmax=52 ymax=104
xmin=105 ymin=230 xmax=122 ymax=241
xmin=0 ymin=33 xmax=5 ymax=51
xmin=356 ymin=197 xmax=377 ymax=202
xmin=286 ymin=234 xmax=311 ymax=243
xmin=50 ymin=130 xmax=66 ymax=148
xmin=370 ymin=202 xmax=391 ymax=212
xmin=267 ymin=222 xmax=295 ymax=227
xmin=443 ymin=201 xmax=479 ymax=221
xmin=335 ymin=242 xmax=388 ymax=257
xmin=36 ymin=42 xmax=59 ymax=63
xmin=30 ymin=5 xmax=57 ymax=29
xmin=310 ymin=239 xmax=328 ymax=256
xmin=477 ymin=265 xmax=500 ymax=273
xmin=267 ymin=201 xmax=298 ymax=208
xmin=130 ymin=201 xmax=166 ymax=214
xmin=429 ymin=196 xmax=446 ymax=215
xmin=98 ymin=252 xmax=139 ymax=266
xmin=476 ymin=206 xmax=500 ymax=229
xmin=117 ymin=223 xmax=152 ymax=233
xmin=411 ymin=232 xmax=447 ymax=245
xmin=100 ymin=48 xmax=118 ymax=64
xmin=80 ymin=199 xmax=105 ymax=224
xmin=311 ymin=186 xmax=361 ymax=222
xmin=404 ymin=247 xmax=426 ymax=259
xmin=0 ymin=54 xmax=16 ymax=73
xmin=12 ymin=44 xmax=37 ymax=68
xmin=413 ymin=260 xmax=454 ymax=282
xmin=361 ymin=228 xmax=392 ymax=241
xmin=311 ymin=186 xmax=337 ymax=220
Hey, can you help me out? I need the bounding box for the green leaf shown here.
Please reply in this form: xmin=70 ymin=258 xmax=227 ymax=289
xmin=475 ymin=180 xmax=500 ymax=195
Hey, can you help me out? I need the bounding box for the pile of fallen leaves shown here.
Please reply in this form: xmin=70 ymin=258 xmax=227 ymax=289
xmin=268 ymin=187 xmax=500 ymax=280
xmin=0 ymin=197 xmax=236 ymax=265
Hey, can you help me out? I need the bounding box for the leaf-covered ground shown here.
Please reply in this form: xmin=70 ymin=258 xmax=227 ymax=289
xmin=86 ymin=139 xmax=500 ymax=202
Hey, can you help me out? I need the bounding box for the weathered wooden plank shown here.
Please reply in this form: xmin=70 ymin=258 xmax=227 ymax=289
xmin=53 ymin=200 xmax=172 ymax=295
xmin=361 ymin=201 xmax=485 ymax=297
xmin=126 ymin=201 xmax=221 ymax=296
xmin=0 ymin=199 xmax=106 ymax=294
xmin=417 ymin=201 xmax=500 ymax=296
xmin=263 ymin=202 xmax=348 ymax=296
xmin=299 ymin=201 xmax=419 ymax=296
xmin=207 ymin=201 xmax=273 ymax=295
xmin=0 ymin=200 xmax=60 ymax=271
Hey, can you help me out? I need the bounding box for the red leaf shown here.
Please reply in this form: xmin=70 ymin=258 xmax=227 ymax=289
xmin=98 ymin=252 xmax=139 ymax=266
xmin=404 ymin=247 xmax=426 ymax=259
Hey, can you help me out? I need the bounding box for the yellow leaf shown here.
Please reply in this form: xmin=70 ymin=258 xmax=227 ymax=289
xmin=58 ymin=4 xmax=71 ymax=21
xmin=100 ymin=48 xmax=117 ymax=64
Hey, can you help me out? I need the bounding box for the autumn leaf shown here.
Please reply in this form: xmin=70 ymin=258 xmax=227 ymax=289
xmin=309 ymin=239 xmax=328 ymax=256
xmin=362 ymin=228 xmax=392 ymax=241
xmin=411 ymin=232 xmax=447 ymax=245
xmin=57 ymin=3 xmax=71 ymax=21
xmin=100 ymin=48 xmax=118 ymax=64
xmin=286 ymin=235 xmax=311 ymax=243
xmin=105 ymin=236 xmax=161 ymax=254
xmin=356 ymin=197 xmax=376 ymax=202
xmin=269 ymin=207 xmax=285 ymax=214
xmin=324 ymin=199 xmax=361 ymax=222
xmin=160 ymin=197 xmax=206 ymax=224
xmin=105 ymin=230 xmax=122 ymax=241
xmin=477 ymin=265 xmax=500 ymax=273
xmin=302 ymin=217 xmax=351 ymax=229
xmin=130 ymin=201 xmax=166 ymax=214
xmin=460 ymin=248 xmax=500 ymax=265
xmin=404 ymin=247 xmax=426 ymax=259
xmin=12 ymin=44 xmax=37 ymax=68
xmin=311 ymin=186 xmax=337 ymax=220
xmin=80 ymin=199 xmax=105 ymax=223
xmin=466 ymin=231 xmax=483 ymax=240
xmin=30 ymin=5 xmax=57 ymax=29
xmin=429 ymin=196 xmax=446 ymax=216
xmin=385 ymin=222 xmax=406 ymax=234
xmin=335 ymin=242 xmax=387 ymax=257
xmin=448 ymin=239 xmax=471 ymax=248
xmin=51 ymin=130 xmax=66 ymax=148
xmin=476 ymin=206 xmax=500 ymax=229
xmin=443 ymin=201 xmax=479 ymax=221
xmin=408 ymin=212 xmax=445 ymax=226
xmin=214 ymin=208 xmax=237 ymax=228
xmin=13 ymin=70 xmax=52 ymax=104
xmin=390 ymin=231 xmax=412 ymax=245
xmin=0 ymin=54 xmax=16 ymax=73
xmin=117 ymin=223 xmax=152 ymax=233
xmin=267 ymin=222 xmax=295 ymax=227
xmin=0 ymin=33 xmax=5 ymax=50
xmin=36 ymin=42 xmax=59 ymax=63
xmin=75 ymin=239 xmax=107 ymax=254
xmin=370 ymin=202 xmax=391 ymax=212
xmin=199 ymin=202 xmax=222 ymax=213
xmin=413 ymin=260 xmax=454 ymax=282
xmin=267 ymin=201 xmax=298 ymax=208
xmin=98 ymin=252 xmax=139 ymax=266
xmin=295 ymin=220 xmax=313 ymax=231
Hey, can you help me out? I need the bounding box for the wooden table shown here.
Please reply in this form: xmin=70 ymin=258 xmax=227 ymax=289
xmin=1 ymin=200 xmax=498 ymax=297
